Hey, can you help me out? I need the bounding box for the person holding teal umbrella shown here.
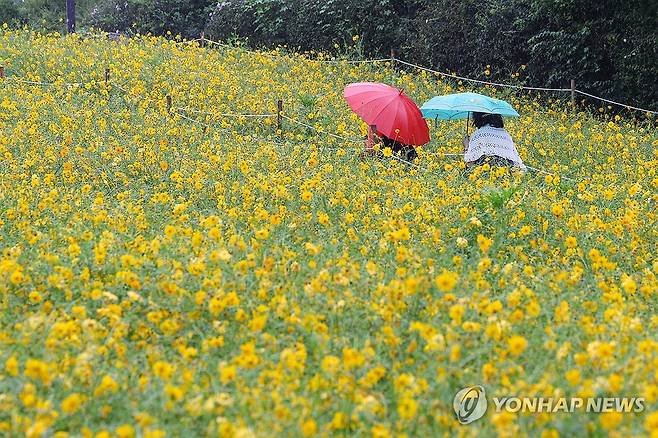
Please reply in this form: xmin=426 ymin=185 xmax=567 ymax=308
xmin=421 ymin=92 xmax=525 ymax=169
xmin=463 ymin=112 xmax=525 ymax=169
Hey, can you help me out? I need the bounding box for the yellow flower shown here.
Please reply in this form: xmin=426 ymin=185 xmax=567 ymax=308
xmin=646 ymin=411 xmax=658 ymax=432
xmin=28 ymin=291 xmax=42 ymax=304
xmin=449 ymin=304 xmax=464 ymax=324
xmin=564 ymin=236 xmax=578 ymax=248
xmin=644 ymin=384 xmax=658 ymax=402
xmin=94 ymin=375 xmax=119 ymax=397
xmin=342 ymin=348 xmax=365 ymax=370
xmin=10 ymin=270 xmax=24 ymax=285
xmin=116 ymin=424 xmax=135 ymax=438
xmin=449 ymin=344 xmax=461 ymax=362
xmin=551 ymin=203 xmax=565 ymax=217
xmin=329 ymin=412 xmax=347 ymax=430
xmin=371 ymin=424 xmax=391 ymax=438
xmin=598 ymin=411 xmax=622 ymax=430
xmin=5 ymin=355 xmax=19 ymax=377
xmin=321 ymin=356 xmax=340 ymax=375
xmin=477 ymin=234 xmax=493 ymax=252
xmin=565 ymin=369 xmax=581 ymax=386
xmin=300 ymin=418 xmax=317 ymax=436
xmin=61 ymin=393 xmax=83 ymax=414
xmin=508 ymin=335 xmax=528 ymax=356
xmin=254 ymin=228 xmax=270 ymax=240
xmin=152 ymin=361 xmax=174 ymax=381
xmin=219 ymin=364 xmax=237 ymax=384
xmin=397 ymin=397 xmax=417 ymax=420
xmin=435 ymin=270 xmax=458 ymax=292
xmin=621 ymin=276 xmax=637 ymax=294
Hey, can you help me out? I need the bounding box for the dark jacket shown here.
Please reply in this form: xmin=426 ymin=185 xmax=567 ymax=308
xmin=381 ymin=136 xmax=418 ymax=163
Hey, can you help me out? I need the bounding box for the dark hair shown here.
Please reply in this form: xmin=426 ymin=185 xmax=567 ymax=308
xmin=473 ymin=112 xmax=504 ymax=128
xmin=381 ymin=135 xmax=398 ymax=148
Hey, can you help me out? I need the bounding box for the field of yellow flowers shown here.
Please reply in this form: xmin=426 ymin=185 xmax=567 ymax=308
xmin=0 ymin=28 xmax=657 ymax=437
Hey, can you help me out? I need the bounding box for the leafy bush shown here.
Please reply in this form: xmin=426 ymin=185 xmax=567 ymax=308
xmin=0 ymin=0 xmax=67 ymax=32
xmin=206 ymin=0 xmax=658 ymax=109
xmin=0 ymin=0 xmax=21 ymax=27
xmin=87 ymin=0 xmax=215 ymax=37
xmin=206 ymin=0 xmax=421 ymax=54
xmin=521 ymin=0 xmax=658 ymax=109
xmin=1 ymin=0 xmax=99 ymax=33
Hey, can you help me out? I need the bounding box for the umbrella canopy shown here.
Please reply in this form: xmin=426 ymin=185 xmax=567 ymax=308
xmin=344 ymin=82 xmax=430 ymax=146
xmin=420 ymin=92 xmax=519 ymax=120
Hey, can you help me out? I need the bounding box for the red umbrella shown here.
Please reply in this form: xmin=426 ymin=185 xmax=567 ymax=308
xmin=344 ymin=82 xmax=430 ymax=146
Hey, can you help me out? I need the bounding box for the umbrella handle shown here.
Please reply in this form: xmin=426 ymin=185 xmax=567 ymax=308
xmin=366 ymin=124 xmax=377 ymax=151
xmin=463 ymin=112 xmax=470 ymax=153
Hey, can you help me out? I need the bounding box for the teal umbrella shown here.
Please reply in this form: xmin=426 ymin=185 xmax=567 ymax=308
xmin=420 ymin=92 xmax=519 ymax=135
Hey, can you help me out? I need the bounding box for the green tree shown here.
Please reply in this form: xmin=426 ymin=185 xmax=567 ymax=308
xmin=522 ymin=0 xmax=657 ymax=108
xmin=88 ymin=0 xmax=216 ymax=37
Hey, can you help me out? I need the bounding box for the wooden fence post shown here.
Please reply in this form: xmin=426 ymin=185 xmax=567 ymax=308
xmin=390 ymin=48 xmax=398 ymax=71
xmin=104 ymin=68 xmax=110 ymax=86
xmin=570 ymin=79 xmax=576 ymax=107
xmin=0 ymin=66 xmax=4 ymax=79
xmin=200 ymin=32 xmax=205 ymax=48
xmin=276 ymin=99 xmax=283 ymax=132
xmin=166 ymin=95 xmax=172 ymax=113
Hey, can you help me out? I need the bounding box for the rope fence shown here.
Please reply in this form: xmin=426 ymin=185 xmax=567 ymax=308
xmin=200 ymin=37 xmax=392 ymax=64
xmin=4 ymin=77 xmax=83 ymax=87
xmin=174 ymin=109 xmax=291 ymax=147
xmin=394 ymin=59 xmax=572 ymax=92
xmin=198 ymin=35 xmax=657 ymax=115
xmin=572 ymin=89 xmax=657 ymax=114
xmin=174 ymin=105 xmax=571 ymax=179
xmin=280 ymin=114 xmax=363 ymax=143
xmin=174 ymin=106 xmax=277 ymax=118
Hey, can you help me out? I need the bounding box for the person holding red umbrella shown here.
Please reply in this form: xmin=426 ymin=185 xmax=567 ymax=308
xmin=367 ymin=128 xmax=419 ymax=162
xmin=344 ymin=82 xmax=429 ymax=164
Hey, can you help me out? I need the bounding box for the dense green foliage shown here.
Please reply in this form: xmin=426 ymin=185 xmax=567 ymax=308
xmin=88 ymin=0 xmax=215 ymax=38
xmin=1 ymin=0 xmax=656 ymax=109
xmin=205 ymin=0 xmax=658 ymax=110
xmin=0 ymin=0 xmax=71 ymax=31
xmin=0 ymin=0 xmax=215 ymax=37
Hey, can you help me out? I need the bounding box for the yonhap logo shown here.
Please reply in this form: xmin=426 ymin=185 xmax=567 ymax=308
xmin=453 ymin=385 xmax=488 ymax=424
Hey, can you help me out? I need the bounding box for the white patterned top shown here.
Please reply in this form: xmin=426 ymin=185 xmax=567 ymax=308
xmin=464 ymin=126 xmax=525 ymax=169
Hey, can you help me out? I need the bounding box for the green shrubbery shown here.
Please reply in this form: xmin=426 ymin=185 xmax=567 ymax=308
xmin=0 ymin=0 xmax=215 ymax=37
xmin=87 ymin=0 xmax=215 ymax=38
xmin=204 ymin=0 xmax=657 ymax=110
xmin=0 ymin=0 xmax=70 ymax=31
xmin=205 ymin=0 xmax=419 ymax=56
